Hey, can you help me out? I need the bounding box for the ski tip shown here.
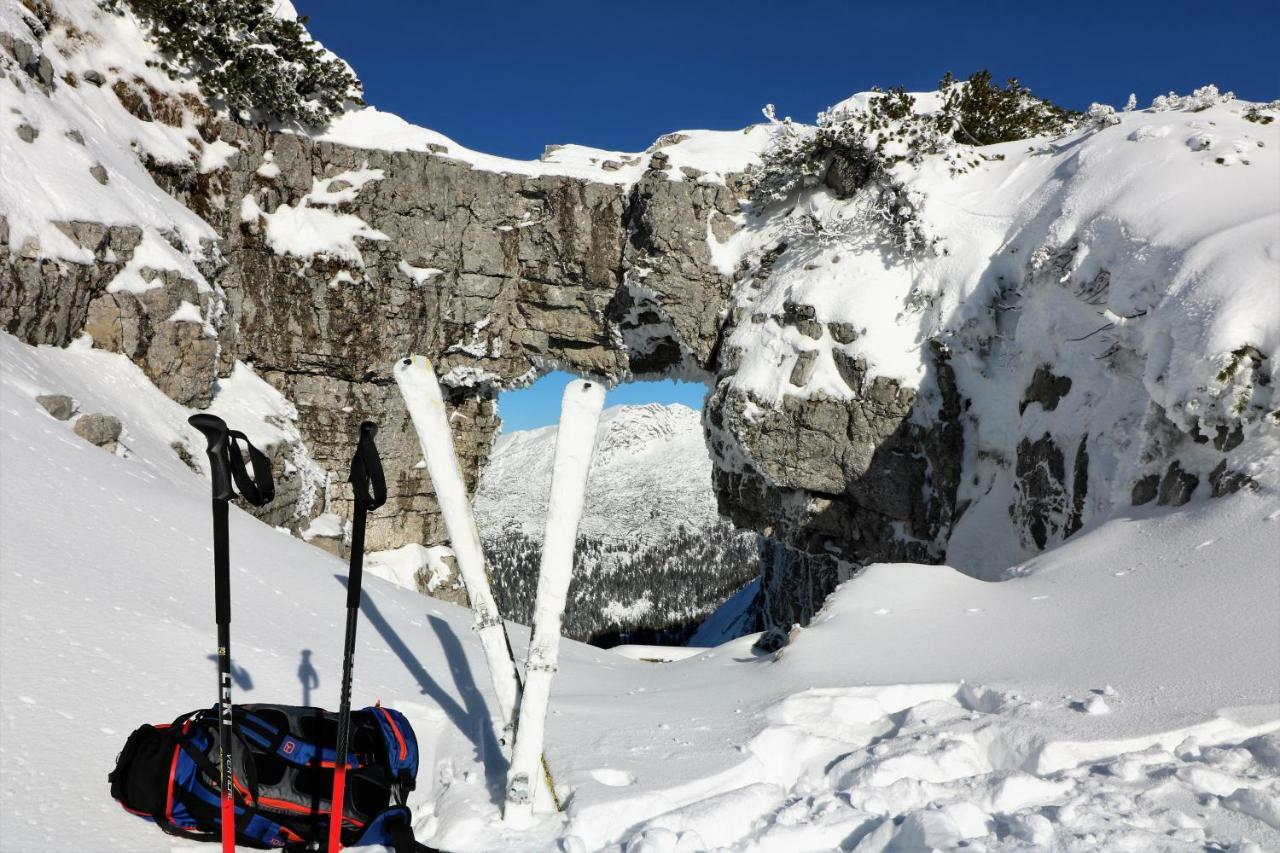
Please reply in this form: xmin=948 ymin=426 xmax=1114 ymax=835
xmin=393 ymin=354 xmax=433 ymax=384
xmin=565 ymin=377 xmax=607 ymax=409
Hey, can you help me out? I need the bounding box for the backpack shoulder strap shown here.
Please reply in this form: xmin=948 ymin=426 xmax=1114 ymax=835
xmin=354 ymin=806 xmax=442 ymax=853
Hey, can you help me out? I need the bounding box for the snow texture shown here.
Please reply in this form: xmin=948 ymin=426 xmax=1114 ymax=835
xmin=316 ymin=107 xmax=772 ymax=188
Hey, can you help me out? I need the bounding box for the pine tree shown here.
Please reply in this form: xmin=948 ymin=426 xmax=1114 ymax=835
xmin=101 ymin=0 xmax=363 ymax=127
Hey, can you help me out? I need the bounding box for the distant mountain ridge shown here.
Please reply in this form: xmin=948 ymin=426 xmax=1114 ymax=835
xmin=478 ymin=402 xmax=720 ymax=546
xmin=476 ymin=402 xmax=759 ymax=645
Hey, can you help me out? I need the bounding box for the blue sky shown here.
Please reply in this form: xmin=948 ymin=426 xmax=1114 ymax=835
xmin=294 ymin=0 xmax=1277 ymax=430
xmin=497 ymin=373 xmax=707 ymax=432
xmin=299 ymin=0 xmax=1277 ymax=161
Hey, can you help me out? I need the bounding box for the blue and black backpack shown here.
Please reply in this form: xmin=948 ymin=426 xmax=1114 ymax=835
xmin=109 ymin=702 xmax=426 ymax=851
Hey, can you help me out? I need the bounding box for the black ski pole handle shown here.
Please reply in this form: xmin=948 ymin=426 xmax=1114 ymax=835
xmin=349 ymin=421 xmax=387 ymax=512
xmin=188 ymin=415 xmax=275 ymax=507
xmin=188 ymin=414 xmax=234 ymax=501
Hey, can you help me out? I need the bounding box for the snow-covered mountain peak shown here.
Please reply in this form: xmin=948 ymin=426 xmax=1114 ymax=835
xmin=480 ymin=401 xmax=718 ymax=544
xmin=596 ymin=402 xmax=700 ymax=452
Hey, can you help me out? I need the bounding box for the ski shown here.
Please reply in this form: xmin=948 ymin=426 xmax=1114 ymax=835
xmin=503 ymin=379 xmax=605 ymax=826
xmin=328 ymin=421 xmax=387 ymax=853
xmin=187 ymin=414 xmax=274 ymax=853
xmin=392 ymin=356 xmax=560 ymax=810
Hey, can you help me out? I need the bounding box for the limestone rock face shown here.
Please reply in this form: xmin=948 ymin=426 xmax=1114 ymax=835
xmin=199 ymin=130 xmax=641 ymax=550
xmin=0 ymin=120 xmax=971 ymax=630
xmin=0 ymin=122 xmax=955 ymax=632
xmin=83 ymin=269 xmax=219 ymax=408
xmin=706 ymin=345 xmax=964 ymax=634
xmin=617 ymin=166 xmax=742 ymax=375
xmin=1 ymin=218 xmax=142 ymax=347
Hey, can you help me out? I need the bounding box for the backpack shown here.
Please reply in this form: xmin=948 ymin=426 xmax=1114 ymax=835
xmin=109 ymin=703 xmax=424 ymax=851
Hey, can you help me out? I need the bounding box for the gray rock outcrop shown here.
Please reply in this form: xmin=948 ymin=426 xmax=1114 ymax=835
xmin=74 ymin=412 xmax=121 ymax=451
xmin=36 ymin=393 xmax=74 ymax=420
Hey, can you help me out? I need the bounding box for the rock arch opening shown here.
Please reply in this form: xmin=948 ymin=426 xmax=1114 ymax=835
xmin=474 ymin=371 xmax=760 ymax=648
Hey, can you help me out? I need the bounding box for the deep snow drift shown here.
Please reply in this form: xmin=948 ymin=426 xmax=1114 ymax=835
xmin=2 ymin=334 xmax=1279 ymax=852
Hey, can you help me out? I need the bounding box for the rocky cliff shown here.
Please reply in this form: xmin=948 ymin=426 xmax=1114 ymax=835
xmin=4 ymin=1 xmax=1276 ymax=643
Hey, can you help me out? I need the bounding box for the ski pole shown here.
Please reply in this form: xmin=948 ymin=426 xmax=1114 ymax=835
xmin=189 ymin=414 xmax=274 ymax=853
xmin=328 ymin=422 xmax=387 ymax=853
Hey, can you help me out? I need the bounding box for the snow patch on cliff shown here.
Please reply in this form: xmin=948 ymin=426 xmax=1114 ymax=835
xmin=0 ymin=0 xmax=216 ymax=262
xmin=317 ymin=107 xmax=771 ymax=187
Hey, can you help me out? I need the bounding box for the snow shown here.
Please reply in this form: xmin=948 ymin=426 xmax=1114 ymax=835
xmin=198 ymin=139 xmax=240 ymax=174
xmin=0 ymin=0 xmax=216 ymax=263
xmin=255 ymin=151 xmax=282 ymax=179
xmin=259 ymin=200 xmax=388 ymax=264
xmin=104 ymin=229 xmax=212 ymax=295
xmin=254 ymin=168 xmax=390 ymax=266
xmin=397 ymin=260 xmax=445 ymax=285
xmin=316 ymin=107 xmax=770 ymax=187
xmin=2 ymin=331 xmax=1280 ymax=852
xmin=365 ymin=543 xmax=454 ymax=593
xmin=720 ymin=97 xmax=1280 ymax=413
xmin=301 ymin=512 xmax=344 ymax=541
xmin=506 ymin=379 xmax=605 ymax=825
xmin=608 ymin=646 xmax=706 ymax=664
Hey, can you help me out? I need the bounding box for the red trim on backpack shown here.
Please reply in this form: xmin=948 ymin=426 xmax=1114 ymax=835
xmin=254 ymin=794 xmax=365 ymax=828
xmin=377 ymin=706 xmax=408 ymax=761
xmin=117 ymin=801 xmax=153 ymax=818
xmin=164 ymin=743 xmax=181 ymax=826
xmin=162 ymin=720 xmax=202 ymax=833
xmin=233 ymin=775 xmax=255 ymax=805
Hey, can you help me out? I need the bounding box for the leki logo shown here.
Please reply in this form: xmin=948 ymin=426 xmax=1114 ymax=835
xmin=282 ymin=741 xmax=296 ymax=755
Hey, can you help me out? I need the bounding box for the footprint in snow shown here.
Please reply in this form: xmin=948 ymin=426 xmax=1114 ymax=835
xmin=590 ymin=768 xmax=635 ymax=787
xmin=1194 ymin=538 xmax=1219 ymax=550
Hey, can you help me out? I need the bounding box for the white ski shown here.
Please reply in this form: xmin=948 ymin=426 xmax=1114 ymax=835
xmin=392 ymin=355 xmax=559 ymax=809
xmin=503 ymin=378 xmax=606 ymax=826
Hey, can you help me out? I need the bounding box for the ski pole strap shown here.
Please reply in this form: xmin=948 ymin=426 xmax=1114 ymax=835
xmin=349 ymin=421 xmax=387 ymax=512
xmin=226 ymin=430 xmax=275 ymax=508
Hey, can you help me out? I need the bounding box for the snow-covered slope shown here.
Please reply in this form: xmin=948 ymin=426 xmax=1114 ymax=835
xmin=476 ymin=402 xmax=758 ymax=643
xmin=0 ymin=0 xmax=217 ymax=265
xmin=711 ymin=88 xmax=1280 ymax=590
xmin=3 ymin=331 xmax=1279 ymax=853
